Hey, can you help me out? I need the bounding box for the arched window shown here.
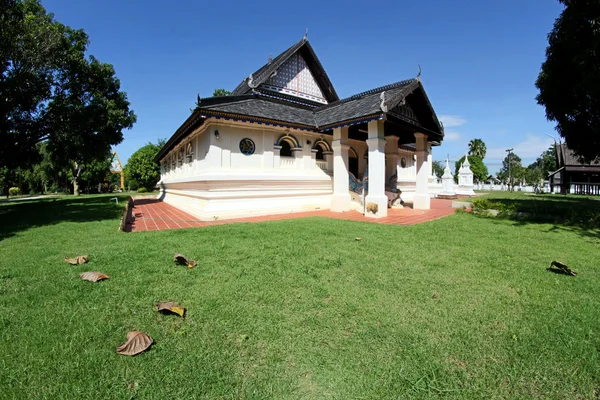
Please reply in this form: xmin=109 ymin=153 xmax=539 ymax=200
xmin=315 ymin=143 xmax=325 ymax=160
xmin=186 ymin=143 xmax=193 ymax=163
xmin=280 ymin=140 xmax=293 ymax=157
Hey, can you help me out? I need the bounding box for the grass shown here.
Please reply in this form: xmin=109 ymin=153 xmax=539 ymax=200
xmin=1 ymin=194 xmax=600 ymax=399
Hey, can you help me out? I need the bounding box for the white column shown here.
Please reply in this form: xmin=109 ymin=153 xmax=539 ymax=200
xmin=427 ymin=144 xmax=434 ymax=182
xmin=414 ymin=132 xmax=430 ymax=209
xmin=331 ymin=127 xmax=351 ymax=212
xmin=310 ymin=149 xmax=318 ymax=170
xmin=365 ymin=120 xmax=388 ymax=218
xmin=385 ymin=135 xmax=399 ymax=181
xmin=273 ymin=146 xmax=281 ymax=168
xmin=324 ymin=151 xmax=333 ymax=172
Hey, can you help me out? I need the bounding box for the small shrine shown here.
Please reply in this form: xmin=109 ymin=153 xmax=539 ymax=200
xmin=438 ymin=157 xmax=457 ymax=199
xmin=456 ymin=153 xmax=475 ymax=196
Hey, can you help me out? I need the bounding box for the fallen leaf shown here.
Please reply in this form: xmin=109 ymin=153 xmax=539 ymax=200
xmin=64 ymin=255 xmax=88 ymax=265
xmin=355 ymin=237 xmax=363 ymax=241
xmin=155 ymin=301 xmax=185 ymax=317
xmin=173 ymin=253 xmax=197 ymax=268
xmin=432 ymin=292 xmax=439 ymax=299
xmin=116 ymin=331 xmax=153 ymax=356
xmin=79 ymin=272 xmax=109 ymax=282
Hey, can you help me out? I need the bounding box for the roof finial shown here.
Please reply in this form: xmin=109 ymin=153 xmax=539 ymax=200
xmin=304 ymin=28 xmax=308 ymax=41
xmin=379 ymin=91 xmax=388 ymax=112
xmin=197 ymin=93 xmax=201 ymax=104
xmin=268 ymin=54 xmax=272 ymax=64
xmin=416 ymin=64 xmax=422 ymax=82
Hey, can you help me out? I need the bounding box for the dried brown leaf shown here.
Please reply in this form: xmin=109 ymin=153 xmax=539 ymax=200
xmin=65 ymin=255 xmax=88 ymax=265
xmin=79 ymin=271 xmax=109 ymax=282
xmin=116 ymin=331 xmax=153 ymax=356
xmin=355 ymin=237 xmax=363 ymax=241
xmin=173 ymin=253 xmax=197 ymax=268
xmin=155 ymin=301 xmax=185 ymax=317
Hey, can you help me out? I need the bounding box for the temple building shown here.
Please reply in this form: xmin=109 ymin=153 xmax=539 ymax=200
xmin=549 ymin=144 xmax=600 ymax=195
xmin=155 ymin=36 xmax=445 ymax=220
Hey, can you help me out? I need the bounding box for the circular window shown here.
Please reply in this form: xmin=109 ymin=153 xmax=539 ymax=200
xmin=239 ymin=138 xmax=255 ymax=155
xmin=401 ymin=158 xmax=407 ymax=168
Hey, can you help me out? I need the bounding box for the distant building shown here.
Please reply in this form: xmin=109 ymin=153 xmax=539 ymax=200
xmin=156 ymin=37 xmax=445 ymax=220
xmin=549 ymin=144 xmax=600 ymax=195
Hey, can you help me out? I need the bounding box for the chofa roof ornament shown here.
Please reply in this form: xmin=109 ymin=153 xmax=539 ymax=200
xmin=416 ymin=64 xmax=422 ymax=82
xmin=304 ymin=28 xmax=308 ymax=42
xmin=247 ymin=73 xmax=255 ymax=88
xmin=380 ymin=91 xmax=388 ymax=112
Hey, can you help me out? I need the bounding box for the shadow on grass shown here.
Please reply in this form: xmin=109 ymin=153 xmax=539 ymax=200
xmin=0 ymin=195 xmax=128 ymax=241
xmin=476 ymin=194 xmax=600 ymax=240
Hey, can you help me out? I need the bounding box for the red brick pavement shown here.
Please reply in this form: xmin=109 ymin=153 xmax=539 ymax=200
xmin=125 ymin=198 xmax=456 ymax=232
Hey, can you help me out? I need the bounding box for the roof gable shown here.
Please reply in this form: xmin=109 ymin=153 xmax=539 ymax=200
xmin=231 ymin=38 xmax=339 ymax=104
xmin=260 ymin=52 xmax=327 ymax=104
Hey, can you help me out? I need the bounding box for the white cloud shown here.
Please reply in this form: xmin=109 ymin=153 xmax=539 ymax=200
xmin=486 ymin=134 xmax=554 ymax=163
xmin=444 ymin=130 xmax=461 ymax=141
xmin=439 ymin=115 xmax=467 ymax=128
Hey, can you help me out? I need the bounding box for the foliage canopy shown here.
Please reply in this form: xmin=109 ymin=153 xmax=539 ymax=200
xmin=536 ymin=0 xmax=600 ymax=161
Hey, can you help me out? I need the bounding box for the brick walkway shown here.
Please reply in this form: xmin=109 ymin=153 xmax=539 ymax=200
xmin=125 ymin=198 xmax=456 ymax=232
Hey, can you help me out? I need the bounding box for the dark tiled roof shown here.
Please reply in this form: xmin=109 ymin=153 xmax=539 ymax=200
xmin=315 ymin=80 xmax=417 ymax=127
xmin=158 ymin=79 xmax=442 ymax=160
xmin=558 ymin=144 xmax=600 ymax=166
xmin=200 ymin=97 xmax=315 ymax=127
xmin=231 ymin=38 xmax=339 ymax=102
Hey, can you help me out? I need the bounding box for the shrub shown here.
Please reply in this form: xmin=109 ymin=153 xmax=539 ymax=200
xmin=137 ymin=187 xmax=148 ymax=193
xmin=471 ymin=197 xmax=515 ymax=217
xmin=8 ymin=187 xmax=19 ymax=196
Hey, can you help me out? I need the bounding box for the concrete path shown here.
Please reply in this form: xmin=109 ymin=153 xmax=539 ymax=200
xmin=126 ymin=198 xmax=456 ymax=232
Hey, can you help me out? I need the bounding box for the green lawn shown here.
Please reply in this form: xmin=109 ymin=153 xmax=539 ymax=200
xmin=1 ymin=194 xmax=599 ymax=399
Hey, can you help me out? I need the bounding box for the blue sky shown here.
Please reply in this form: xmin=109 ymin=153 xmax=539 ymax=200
xmin=42 ymin=0 xmax=564 ymax=173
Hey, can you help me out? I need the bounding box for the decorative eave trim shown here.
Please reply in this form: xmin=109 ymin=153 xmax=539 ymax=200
xmin=384 ymin=112 xmax=443 ymax=139
xmin=155 ymin=111 xmax=206 ymax=162
xmin=253 ymin=89 xmax=322 ymax=109
xmin=318 ymin=114 xmax=384 ymax=131
xmin=197 ymin=109 xmax=316 ymax=132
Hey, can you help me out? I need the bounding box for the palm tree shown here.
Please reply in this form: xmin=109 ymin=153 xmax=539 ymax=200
xmin=468 ymin=139 xmax=487 ymax=160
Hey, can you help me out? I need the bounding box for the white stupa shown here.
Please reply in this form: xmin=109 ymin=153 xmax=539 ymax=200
xmin=438 ymin=157 xmax=457 ymax=198
xmin=456 ymin=153 xmax=475 ymax=196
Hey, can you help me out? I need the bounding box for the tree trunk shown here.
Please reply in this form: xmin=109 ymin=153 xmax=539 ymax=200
xmin=72 ymin=163 xmax=82 ymax=196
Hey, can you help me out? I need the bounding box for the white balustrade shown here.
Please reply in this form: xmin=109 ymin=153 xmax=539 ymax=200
xmin=279 ymin=157 xmax=296 ymax=169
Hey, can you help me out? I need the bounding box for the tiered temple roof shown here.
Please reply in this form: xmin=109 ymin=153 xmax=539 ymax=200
xmin=157 ymin=37 xmax=444 ymax=160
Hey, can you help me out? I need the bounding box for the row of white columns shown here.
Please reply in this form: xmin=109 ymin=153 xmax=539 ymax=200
xmin=330 ymin=121 xmax=431 ymax=218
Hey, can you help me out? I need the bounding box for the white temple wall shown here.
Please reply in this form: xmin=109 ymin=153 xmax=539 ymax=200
xmin=157 ymin=119 xmax=442 ymax=219
xmin=158 ymin=120 xmax=335 ymax=221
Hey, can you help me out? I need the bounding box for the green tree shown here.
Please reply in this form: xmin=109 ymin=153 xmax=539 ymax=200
xmin=0 ymin=0 xmax=136 ymax=195
xmin=432 ymin=160 xmax=444 ymax=178
xmin=468 ymin=139 xmax=487 ymax=160
xmin=525 ymin=145 xmax=558 ymax=185
xmin=497 ymin=153 xmax=524 ymax=190
xmin=124 ymin=142 xmax=163 ymax=191
xmin=213 ymin=88 xmax=231 ymax=97
xmin=536 ymin=0 xmax=600 ymax=161
xmin=454 ymin=156 xmax=488 ymax=183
